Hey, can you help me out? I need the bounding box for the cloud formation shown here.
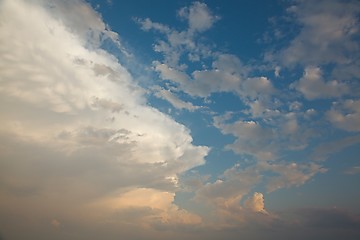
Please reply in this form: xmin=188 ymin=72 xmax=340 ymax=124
xmin=1 ymin=0 xmax=360 ymax=239
xmin=0 ymin=0 xmax=208 ymax=238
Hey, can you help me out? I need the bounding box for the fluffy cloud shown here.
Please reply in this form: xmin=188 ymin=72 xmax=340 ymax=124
xmin=154 ymin=54 xmax=247 ymax=97
xmin=292 ymin=66 xmax=348 ymax=100
xmin=194 ymin=164 xmax=262 ymax=226
xmin=137 ymin=2 xmax=218 ymax=69
xmin=214 ymin=118 xmax=276 ymax=161
xmin=326 ymin=100 xmax=360 ymax=132
xmin=242 ymin=77 xmax=275 ymax=99
xmin=279 ymin=0 xmax=360 ymax=67
xmin=92 ymin=188 xmax=202 ymax=228
xmin=178 ymin=1 xmax=219 ymax=33
xmin=0 ymin=0 xmax=209 ymax=238
xmin=244 ymin=192 xmax=268 ymax=214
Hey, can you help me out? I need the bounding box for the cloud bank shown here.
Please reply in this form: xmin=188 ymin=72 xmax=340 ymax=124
xmin=0 ymin=0 xmax=208 ymax=239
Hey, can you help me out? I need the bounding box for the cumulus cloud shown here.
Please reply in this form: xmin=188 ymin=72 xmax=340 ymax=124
xmin=178 ymin=1 xmax=219 ymax=33
xmin=242 ymin=76 xmax=275 ymax=99
xmin=244 ymin=192 xmax=268 ymax=214
xmin=279 ymin=0 xmax=360 ymax=67
xmin=136 ymin=2 xmax=218 ymax=69
xmin=0 ymin=0 xmax=209 ymax=238
xmin=214 ymin=118 xmax=276 ymax=161
xmin=194 ymin=164 xmax=262 ymax=226
xmin=293 ymin=66 xmax=349 ymax=100
xmin=93 ymin=188 xmax=202 ymax=228
xmin=326 ymin=100 xmax=360 ymax=132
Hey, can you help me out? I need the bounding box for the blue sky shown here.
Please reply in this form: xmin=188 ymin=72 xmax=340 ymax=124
xmin=0 ymin=0 xmax=360 ymax=239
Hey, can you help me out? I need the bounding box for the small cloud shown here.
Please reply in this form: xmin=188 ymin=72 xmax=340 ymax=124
xmin=245 ymin=192 xmax=268 ymax=214
xmin=326 ymin=100 xmax=360 ymax=132
xmin=154 ymin=87 xmax=201 ymax=112
xmin=344 ymin=166 xmax=360 ymax=175
xmin=178 ymin=2 xmax=219 ymax=33
xmin=292 ymin=66 xmax=348 ymax=100
xmin=274 ymin=66 xmax=281 ymax=77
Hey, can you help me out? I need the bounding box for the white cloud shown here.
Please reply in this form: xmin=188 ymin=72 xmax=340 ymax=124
xmin=178 ymin=1 xmax=219 ymax=33
xmin=326 ymin=100 xmax=360 ymax=132
xmin=154 ymin=87 xmax=201 ymax=111
xmin=258 ymin=162 xmax=327 ymax=192
xmin=137 ymin=3 xmax=218 ymax=69
xmin=92 ymin=188 xmax=202 ymax=228
xmin=242 ymin=77 xmax=275 ymax=99
xmin=244 ymin=192 xmax=268 ymax=214
xmin=214 ymin=118 xmax=276 ymax=161
xmin=154 ymin=54 xmax=248 ymax=98
xmin=274 ymin=66 xmax=281 ymax=77
xmin=293 ymin=66 xmax=348 ymax=100
xmin=154 ymin=63 xmax=190 ymax=86
xmin=194 ymin=164 xmax=262 ymax=226
xmin=0 ymin=0 xmax=209 ymax=237
xmin=279 ymin=0 xmax=360 ymax=67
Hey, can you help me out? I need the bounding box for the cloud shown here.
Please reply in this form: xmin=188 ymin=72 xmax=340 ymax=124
xmin=292 ymin=66 xmax=349 ymax=100
xmin=92 ymin=188 xmax=202 ymax=228
xmin=242 ymin=76 xmax=275 ymax=99
xmin=278 ymin=0 xmax=360 ymax=67
xmin=194 ymin=164 xmax=263 ymax=226
xmin=178 ymin=1 xmax=219 ymax=33
xmin=312 ymin=135 xmax=360 ymax=161
xmin=214 ymin=118 xmax=276 ymax=161
xmin=258 ymin=162 xmax=327 ymax=192
xmin=0 ymin=0 xmax=209 ymax=238
xmin=244 ymin=192 xmax=268 ymax=214
xmin=154 ymin=88 xmax=201 ymax=111
xmin=326 ymin=100 xmax=360 ymax=132
xmin=136 ymin=2 xmax=218 ymax=69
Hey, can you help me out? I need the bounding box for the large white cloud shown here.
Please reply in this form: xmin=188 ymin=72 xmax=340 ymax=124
xmin=0 ymin=0 xmax=209 ymax=238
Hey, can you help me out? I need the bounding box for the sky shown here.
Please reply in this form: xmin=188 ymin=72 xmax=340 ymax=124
xmin=0 ymin=0 xmax=360 ymax=239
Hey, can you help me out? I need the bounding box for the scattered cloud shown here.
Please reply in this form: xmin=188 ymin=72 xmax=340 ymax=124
xmin=326 ymin=100 xmax=360 ymax=132
xmin=278 ymin=0 xmax=360 ymax=67
xmin=154 ymin=87 xmax=201 ymax=111
xmin=1 ymin=0 xmax=360 ymax=239
xmin=244 ymin=192 xmax=268 ymax=214
xmin=292 ymin=66 xmax=349 ymax=100
xmin=178 ymin=1 xmax=220 ymax=33
xmin=258 ymin=162 xmax=327 ymax=192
